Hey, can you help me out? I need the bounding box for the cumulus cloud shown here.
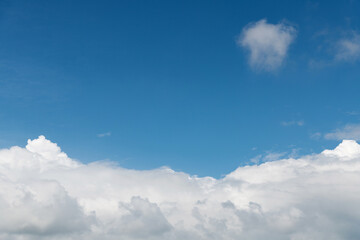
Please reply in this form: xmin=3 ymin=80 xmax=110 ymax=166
xmin=325 ymin=123 xmax=360 ymax=140
xmin=335 ymin=33 xmax=360 ymax=61
xmin=238 ymin=19 xmax=296 ymax=71
xmin=1 ymin=136 xmax=360 ymax=239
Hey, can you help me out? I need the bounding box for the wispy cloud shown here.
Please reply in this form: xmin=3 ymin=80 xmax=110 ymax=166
xmin=325 ymin=123 xmax=360 ymax=140
xmin=335 ymin=32 xmax=360 ymax=61
xmin=346 ymin=110 xmax=360 ymax=116
xmin=281 ymin=120 xmax=304 ymax=127
xmin=97 ymin=132 xmax=111 ymax=138
xmin=309 ymin=30 xmax=360 ymax=68
xmin=310 ymin=132 xmax=322 ymax=140
xmin=250 ymin=148 xmax=300 ymax=165
xmin=250 ymin=151 xmax=287 ymax=164
xmin=238 ymin=19 xmax=297 ymax=71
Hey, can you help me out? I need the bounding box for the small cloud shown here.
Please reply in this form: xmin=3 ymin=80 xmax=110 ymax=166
xmin=309 ymin=30 xmax=360 ymax=68
xmin=335 ymin=32 xmax=360 ymax=61
xmin=281 ymin=120 xmax=304 ymax=127
xmin=238 ymin=19 xmax=297 ymax=71
xmin=325 ymin=124 xmax=360 ymax=140
xmin=97 ymin=132 xmax=111 ymax=138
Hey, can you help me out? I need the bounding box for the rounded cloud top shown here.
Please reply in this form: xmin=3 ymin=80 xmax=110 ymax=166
xmin=0 ymin=136 xmax=360 ymax=240
xmin=0 ymin=135 xmax=79 ymax=173
xmin=322 ymin=139 xmax=360 ymax=159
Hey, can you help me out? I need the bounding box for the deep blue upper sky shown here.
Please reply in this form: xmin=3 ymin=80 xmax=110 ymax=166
xmin=0 ymin=0 xmax=360 ymax=177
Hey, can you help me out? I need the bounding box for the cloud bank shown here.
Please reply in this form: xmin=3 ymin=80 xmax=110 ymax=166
xmin=1 ymin=136 xmax=360 ymax=239
xmin=239 ymin=19 xmax=296 ymax=71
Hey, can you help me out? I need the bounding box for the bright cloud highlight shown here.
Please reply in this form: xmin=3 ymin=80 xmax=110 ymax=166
xmin=1 ymin=136 xmax=360 ymax=239
xmin=239 ymin=19 xmax=296 ymax=71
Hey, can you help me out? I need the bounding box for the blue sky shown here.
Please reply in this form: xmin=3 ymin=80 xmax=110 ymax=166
xmin=1 ymin=0 xmax=360 ymax=177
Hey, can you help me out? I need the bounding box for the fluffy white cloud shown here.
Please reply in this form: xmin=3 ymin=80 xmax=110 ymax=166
xmin=238 ymin=19 xmax=296 ymax=71
xmin=1 ymin=136 xmax=360 ymax=239
xmin=335 ymin=33 xmax=360 ymax=61
xmin=325 ymin=123 xmax=360 ymax=141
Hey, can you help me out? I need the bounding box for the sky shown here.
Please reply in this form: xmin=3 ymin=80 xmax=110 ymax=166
xmin=2 ymin=1 xmax=360 ymax=239
xmin=0 ymin=0 xmax=360 ymax=178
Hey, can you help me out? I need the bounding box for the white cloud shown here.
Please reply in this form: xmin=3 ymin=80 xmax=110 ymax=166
xmin=335 ymin=33 xmax=360 ymax=61
xmin=97 ymin=132 xmax=111 ymax=138
xmin=238 ymin=19 xmax=296 ymax=71
xmin=325 ymin=123 xmax=360 ymax=140
xmin=1 ymin=136 xmax=360 ymax=239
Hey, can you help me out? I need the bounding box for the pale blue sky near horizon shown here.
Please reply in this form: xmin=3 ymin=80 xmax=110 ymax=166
xmin=0 ymin=0 xmax=360 ymax=177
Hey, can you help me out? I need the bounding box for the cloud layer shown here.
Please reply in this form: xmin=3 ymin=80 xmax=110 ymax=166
xmin=1 ymin=136 xmax=360 ymax=239
xmin=239 ymin=19 xmax=296 ymax=71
